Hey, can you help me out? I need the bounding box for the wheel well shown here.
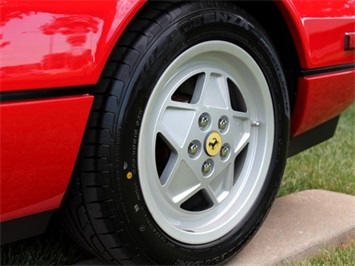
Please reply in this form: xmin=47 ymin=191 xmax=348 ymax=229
xmin=236 ymin=1 xmax=300 ymax=111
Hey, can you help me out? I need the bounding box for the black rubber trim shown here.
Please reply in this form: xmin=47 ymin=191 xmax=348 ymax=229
xmin=0 ymin=86 xmax=92 ymax=103
xmin=0 ymin=210 xmax=54 ymax=245
xmin=302 ymin=63 xmax=355 ymax=77
xmin=288 ymin=116 xmax=339 ymax=157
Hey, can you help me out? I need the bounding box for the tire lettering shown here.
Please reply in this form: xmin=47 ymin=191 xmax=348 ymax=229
xmin=174 ymin=247 xmax=236 ymax=265
xmin=142 ymin=30 xmax=178 ymax=74
xmin=179 ymin=20 xmax=192 ymax=34
xmin=134 ymin=182 xmax=141 ymax=200
xmin=216 ymin=12 xmax=228 ymax=23
xmin=132 ymin=129 xmax=138 ymax=173
xmin=179 ymin=11 xmax=249 ymax=34
xmin=204 ymin=12 xmax=215 ymax=24
xmin=140 ymin=210 xmax=176 ymax=248
xmin=134 ymin=204 xmax=140 ymax=212
xmin=191 ymin=14 xmax=204 ymax=27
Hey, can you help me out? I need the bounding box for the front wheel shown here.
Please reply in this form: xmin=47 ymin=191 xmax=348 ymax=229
xmin=61 ymin=2 xmax=290 ymax=265
xmin=140 ymin=40 xmax=277 ymax=245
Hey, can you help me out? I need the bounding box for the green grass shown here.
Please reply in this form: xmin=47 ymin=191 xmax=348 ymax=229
xmin=1 ymin=104 xmax=354 ymax=265
xmin=284 ymin=240 xmax=355 ymax=266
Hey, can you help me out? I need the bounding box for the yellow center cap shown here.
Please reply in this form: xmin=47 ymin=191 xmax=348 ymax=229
xmin=205 ymin=131 xmax=222 ymax=157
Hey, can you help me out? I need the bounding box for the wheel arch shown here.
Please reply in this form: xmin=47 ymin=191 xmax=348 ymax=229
xmin=116 ymin=0 xmax=304 ymax=112
xmin=111 ymin=0 xmax=302 ymax=111
xmin=234 ymin=1 xmax=301 ymax=112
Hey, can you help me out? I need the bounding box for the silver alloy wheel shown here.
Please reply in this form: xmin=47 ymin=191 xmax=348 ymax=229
xmin=138 ymin=41 xmax=274 ymax=244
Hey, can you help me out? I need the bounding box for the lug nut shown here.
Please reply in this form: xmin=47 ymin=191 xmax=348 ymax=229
xmin=202 ymin=162 xmax=211 ymax=174
xmin=202 ymin=160 xmax=213 ymax=176
xmin=218 ymin=117 xmax=228 ymax=131
xmin=199 ymin=114 xmax=210 ymax=129
xmin=199 ymin=116 xmax=209 ymax=128
xmin=220 ymin=145 xmax=230 ymax=159
xmin=188 ymin=142 xmax=199 ymax=157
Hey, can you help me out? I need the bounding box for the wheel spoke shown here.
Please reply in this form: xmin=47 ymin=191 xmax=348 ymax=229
xmin=196 ymin=72 xmax=231 ymax=109
xmin=234 ymin=130 xmax=250 ymax=156
xmin=159 ymin=104 xmax=197 ymax=148
xmin=208 ymin=163 xmax=234 ymax=203
xmin=162 ymin=158 xmax=201 ymax=205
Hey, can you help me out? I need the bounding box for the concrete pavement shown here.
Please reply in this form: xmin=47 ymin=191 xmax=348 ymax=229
xmin=76 ymin=190 xmax=355 ymax=265
xmin=230 ymin=189 xmax=355 ymax=265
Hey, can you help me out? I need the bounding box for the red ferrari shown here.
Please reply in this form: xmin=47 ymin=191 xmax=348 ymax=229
xmin=1 ymin=0 xmax=354 ymax=264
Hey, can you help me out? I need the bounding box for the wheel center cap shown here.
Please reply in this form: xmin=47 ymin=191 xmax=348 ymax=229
xmin=205 ymin=131 xmax=222 ymax=157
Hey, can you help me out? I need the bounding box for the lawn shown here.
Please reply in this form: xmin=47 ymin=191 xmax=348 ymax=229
xmin=284 ymin=240 xmax=355 ymax=266
xmin=1 ymin=104 xmax=354 ymax=265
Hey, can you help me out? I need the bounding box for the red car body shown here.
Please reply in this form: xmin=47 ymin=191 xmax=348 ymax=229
xmin=0 ymin=0 xmax=354 ymax=244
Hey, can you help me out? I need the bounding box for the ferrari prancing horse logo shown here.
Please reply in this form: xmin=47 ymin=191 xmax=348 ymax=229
xmin=205 ymin=131 xmax=222 ymax=157
xmin=209 ymin=138 xmax=220 ymax=150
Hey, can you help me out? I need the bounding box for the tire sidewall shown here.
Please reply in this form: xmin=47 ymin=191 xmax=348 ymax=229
xmin=113 ymin=4 xmax=289 ymax=264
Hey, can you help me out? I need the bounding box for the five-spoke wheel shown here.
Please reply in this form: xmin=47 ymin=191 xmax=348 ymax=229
xmin=139 ymin=41 xmax=275 ymax=244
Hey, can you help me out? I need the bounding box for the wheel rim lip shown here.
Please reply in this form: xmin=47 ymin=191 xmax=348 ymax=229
xmin=138 ymin=41 xmax=274 ymax=244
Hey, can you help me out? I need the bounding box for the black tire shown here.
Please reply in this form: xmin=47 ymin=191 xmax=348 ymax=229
xmin=61 ymin=1 xmax=290 ymax=265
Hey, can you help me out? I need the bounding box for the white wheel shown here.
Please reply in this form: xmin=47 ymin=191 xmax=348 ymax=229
xmin=139 ymin=41 xmax=274 ymax=244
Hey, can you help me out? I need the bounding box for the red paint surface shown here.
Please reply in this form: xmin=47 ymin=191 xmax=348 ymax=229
xmin=0 ymin=0 xmax=146 ymax=92
xmin=276 ymin=0 xmax=355 ymax=68
xmin=0 ymin=96 xmax=93 ymax=222
xmin=291 ymin=70 xmax=355 ymax=136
